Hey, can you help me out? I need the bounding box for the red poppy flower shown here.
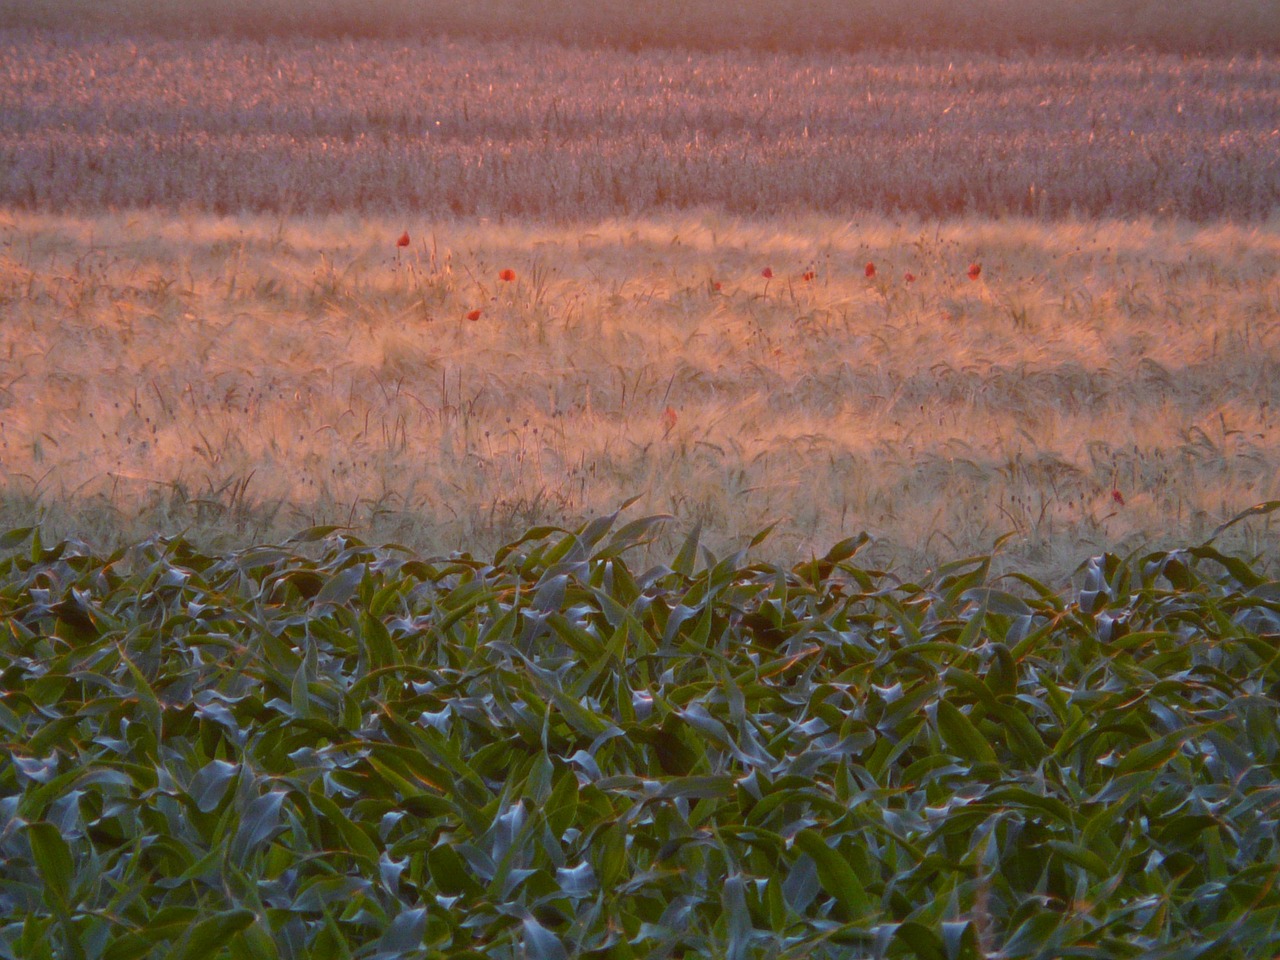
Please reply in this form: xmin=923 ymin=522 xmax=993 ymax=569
xmin=802 ymin=270 xmax=816 ymax=282
xmin=466 ymin=309 xmax=482 ymax=321
xmin=713 ymin=281 xmax=722 ymax=291
xmin=499 ymin=269 xmax=516 ymax=282
xmin=865 ymin=262 xmax=876 ymax=278
xmin=761 ymin=267 xmax=774 ymax=279
xmin=904 ymin=272 xmax=916 ymax=283
xmin=661 ymin=406 xmax=678 ymax=432
xmin=396 ymin=231 xmax=410 ymax=248
xmin=1112 ymin=489 xmax=1125 ymax=506
xmin=968 ymin=263 xmax=982 ymax=280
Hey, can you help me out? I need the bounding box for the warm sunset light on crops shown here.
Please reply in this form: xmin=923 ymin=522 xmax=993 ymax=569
xmin=2 ymin=14 xmax=1277 ymax=577
xmin=4 ymin=4 xmax=1280 ymax=957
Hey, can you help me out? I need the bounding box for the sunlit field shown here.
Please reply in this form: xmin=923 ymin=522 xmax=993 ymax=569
xmin=5 ymin=14 xmax=1280 ymax=960
xmin=3 ymin=209 xmax=1278 ymax=582
xmin=2 ymin=29 xmax=1279 ymax=581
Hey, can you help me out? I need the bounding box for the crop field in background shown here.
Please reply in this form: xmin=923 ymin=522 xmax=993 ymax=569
xmin=2 ymin=29 xmax=1280 ymax=584
xmin=3 ymin=209 xmax=1279 ymax=585
xmin=2 ymin=32 xmax=1280 ymax=220
xmin=5 ymin=0 xmax=1280 ymax=54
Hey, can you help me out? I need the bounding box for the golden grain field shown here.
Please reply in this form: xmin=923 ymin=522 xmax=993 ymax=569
xmin=4 ymin=208 xmax=1277 ymax=583
xmin=3 ymin=24 xmax=1279 ymax=582
xmin=6 ymin=14 xmax=1280 ymax=959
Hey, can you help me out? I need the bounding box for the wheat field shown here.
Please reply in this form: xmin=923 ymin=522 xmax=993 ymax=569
xmin=7 ymin=14 xmax=1280 ymax=957
xmin=2 ymin=26 xmax=1280 ymax=582
xmin=3 ymin=207 xmax=1277 ymax=583
xmin=4 ymin=32 xmax=1278 ymax=220
xmin=5 ymin=0 xmax=1280 ymax=53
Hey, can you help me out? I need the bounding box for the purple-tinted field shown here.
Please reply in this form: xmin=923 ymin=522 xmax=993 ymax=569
xmin=2 ymin=30 xmax=1279 ymax=220
xmin=6 ymin=0 xmax=1280 ymax=55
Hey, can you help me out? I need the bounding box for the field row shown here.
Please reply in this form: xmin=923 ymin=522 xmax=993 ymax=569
xmin=3 ymin=519 xmax=1279 ymax=957
xmin=2 ymin=210 xmax=1278 ymax=584
xmin=3 ymin=31 xmax=1279 ymax=219
xmin=6 ymin=0 xmax=1280 ymax=54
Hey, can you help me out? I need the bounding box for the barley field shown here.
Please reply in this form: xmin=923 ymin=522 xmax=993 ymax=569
xmin=5 ymin=0 xmax=1280 ymax=53
xmin=6 ymin=13 xmax=1280 ymax=960
xmin=3 ymin=208 xmax=1278 ymax=583
xmin=1 ymin=27 xmax=1279 ymax=585
xmin=4 ymin=32 xmax=1279 ymax=220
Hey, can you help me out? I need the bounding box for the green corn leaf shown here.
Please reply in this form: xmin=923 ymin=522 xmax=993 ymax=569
xmin=793 ymin=829 xmax=871 ymax=916
xmin=935 ymin=699 xmax=998 ymax=764
xmin=672 ymin=521 xmax=702 ymax=578
xmin=26 ymin=821 xmax=74 ymax=912
xmin=163 ymin=910 xmax=256 ymax=960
